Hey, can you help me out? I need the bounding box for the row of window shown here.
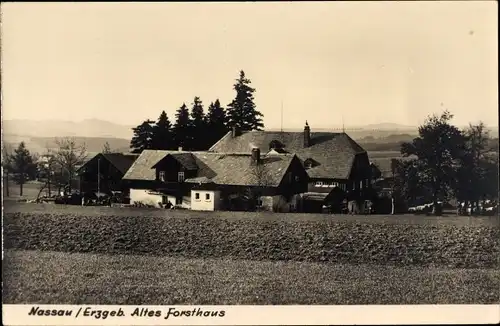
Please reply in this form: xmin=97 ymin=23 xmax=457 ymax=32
xmin=194 ymin=192 xmax=211 ymax=201
xmin=314 ymin=181 xmax=345 ymax=189
xmin=314 ymin=179 xmax=370 ymax=190
xmin=159 ymin=171 xmax=185 ymax=182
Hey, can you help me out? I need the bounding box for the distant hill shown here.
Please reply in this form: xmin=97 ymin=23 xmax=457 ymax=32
xmin=3 ymin=119 xmax=134 ymax=139
xmin=3 ymin=119 xmax=496 ymax=155
xmin=2 ymin=134 xmax=131 ymax=155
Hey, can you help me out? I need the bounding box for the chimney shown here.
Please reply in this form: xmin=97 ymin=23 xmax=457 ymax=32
xmin=232 ymin=126 xmax=239 ymax=138
xmin=178 ymin=146 xmax=183 ymax=152
xmin=251 ymin=147 xmax=261 ymax=164
xmin=304 ymin=121 xmax=311 ymax=147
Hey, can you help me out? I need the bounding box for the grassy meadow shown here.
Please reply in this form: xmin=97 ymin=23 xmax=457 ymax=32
xmin=4 ymin=250 xmax=499 ymax=305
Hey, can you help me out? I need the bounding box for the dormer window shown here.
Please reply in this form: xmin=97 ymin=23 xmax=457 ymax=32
xmin=269 ymin=140 xmax=285 ymax=151
xmin=304 ymin=158 xmax=315 ymax=169
xmin=159 ymin=171 xmax=166 ymax=182
xmin=178 ymin=172 xmax=185 ymax=182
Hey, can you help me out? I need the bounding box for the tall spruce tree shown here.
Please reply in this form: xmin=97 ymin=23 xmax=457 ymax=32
xmin=226 ymin=70 xmax=264 ymax=131
xmin=205 ymin=99 xmax=229 ymax=148
xmin=172 ymin=103 xmax=192 ymax=150
xmin=130 ymin=119 xmax=155 ymax=154
xmin=152 ymin=110 xmax=173 ymax=150
xmin=190 ymin=96 xmax=207 ymax=150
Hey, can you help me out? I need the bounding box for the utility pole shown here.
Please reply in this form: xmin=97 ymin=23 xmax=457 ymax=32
xmin=97 ymin=157 xmax=100 ymax=195
xmin=280 ymin=100 xmax=284 ymax=133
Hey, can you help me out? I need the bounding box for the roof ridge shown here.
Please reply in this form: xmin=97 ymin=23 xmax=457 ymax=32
xmin=208 ymin=130 xmax=232 ymax=151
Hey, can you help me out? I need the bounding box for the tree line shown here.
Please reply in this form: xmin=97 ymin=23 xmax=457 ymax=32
xmin=390 ymin=110 xmax=498 ymax=215
xmin=130 ymin=70 xmax=264 ymax=153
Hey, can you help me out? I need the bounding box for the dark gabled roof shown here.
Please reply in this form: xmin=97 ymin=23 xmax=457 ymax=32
xmin=123 ymin=150 xmax=297 ymax=187
xmin=102 ymin=153 xmax=140 ymax=174
xmin=171 ymin=153 xmax=198 ymax=170
xmin=151 ymin=152 xmax=198 ymax=171
xmin=77 ymin=153 xmax=139 ymax=175
xmin=209 ymin=130 xmax=366 ymax=179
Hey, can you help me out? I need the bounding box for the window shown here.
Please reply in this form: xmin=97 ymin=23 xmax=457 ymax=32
xmin=178 ymin=172 xmax=185 ymax=182
xmin=315 ymin=181 xmax=323 ymax=187
xmin=295 ymin=175 xmax=300 ymax=182
xmin=195 ymin=192 xmax=200 ymax=200
xmin=205 ymin=193 xmax=210 ymax=200
xmin=176 ymin=197 xmax=182 ymax=205
xmin=360 ymin=181 xmax=363 ymax=189
xmin=269 ymin=140 xmax=284 ymax=151
xmin=159 ymin=171 xmax=165 ymax=182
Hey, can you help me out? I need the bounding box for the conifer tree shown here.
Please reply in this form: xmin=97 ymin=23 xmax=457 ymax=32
xmin=227 ymin=70 xmax=264 ymax=131
xmin=172 ymin=103 xmax=192 ymax=150
xmin=152 ymin=110 xmax=173 ymax=150
xmin=10 ymin=142 xmax=38 ymax=196
xmin=205 ymin=99 xmax=229 ymax=148
xmin=130 ymin=120 xmax=155 ymax=154
xmin=190 ymin=96 xmax=207 ymax=150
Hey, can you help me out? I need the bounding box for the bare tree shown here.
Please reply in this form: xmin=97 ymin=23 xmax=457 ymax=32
xmin=102 ymin=141 xmax=112 ymax=153
xmin=246 ymin=160 xmax=272 ymax=210
xmin=51 ymin=137 xmax=87 ymax=194
xmin=36 ymin=146 xmax=58 ymax=199
xmin=252 ymin=162 xmax=272 ymax=187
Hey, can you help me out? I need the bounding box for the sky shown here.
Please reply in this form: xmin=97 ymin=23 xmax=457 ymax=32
xmin=1 ymin=1 xmax=498 ymax=129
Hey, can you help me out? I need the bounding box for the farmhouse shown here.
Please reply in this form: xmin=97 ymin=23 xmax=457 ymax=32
xmin=77 ymin=153 xmax=139 ymax=196
xmin=122 ymin=148 xmax=309 ymax=212
xmin=209 ymin=122 xmax=372 ymax=213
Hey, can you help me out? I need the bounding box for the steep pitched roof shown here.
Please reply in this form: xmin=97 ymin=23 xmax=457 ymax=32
xmin=209 ymin=130 xmax=366 ymax=179
xmin=151 ymin=152 xmax=198 ymax=170
xmin=123 ymin=150 xmax=297 ymax=187
xmin=102 ymin=153 xmax=140 ymax=174
xmin=123 ymin=150 xmax=174 ymax=181
xmin=77 ymin=153 xmax=139 ymax=175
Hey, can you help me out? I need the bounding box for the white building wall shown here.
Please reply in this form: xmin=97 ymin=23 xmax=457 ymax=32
xmin=191 ymin=190 xmax=220 ymax=211
xmin=178 ymin=195 xmax=192 ymax=209
xmin=130 ymin=189 xmax=190 ymax=209
xmin=130 ymin=189 xmax=163 ymax=207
